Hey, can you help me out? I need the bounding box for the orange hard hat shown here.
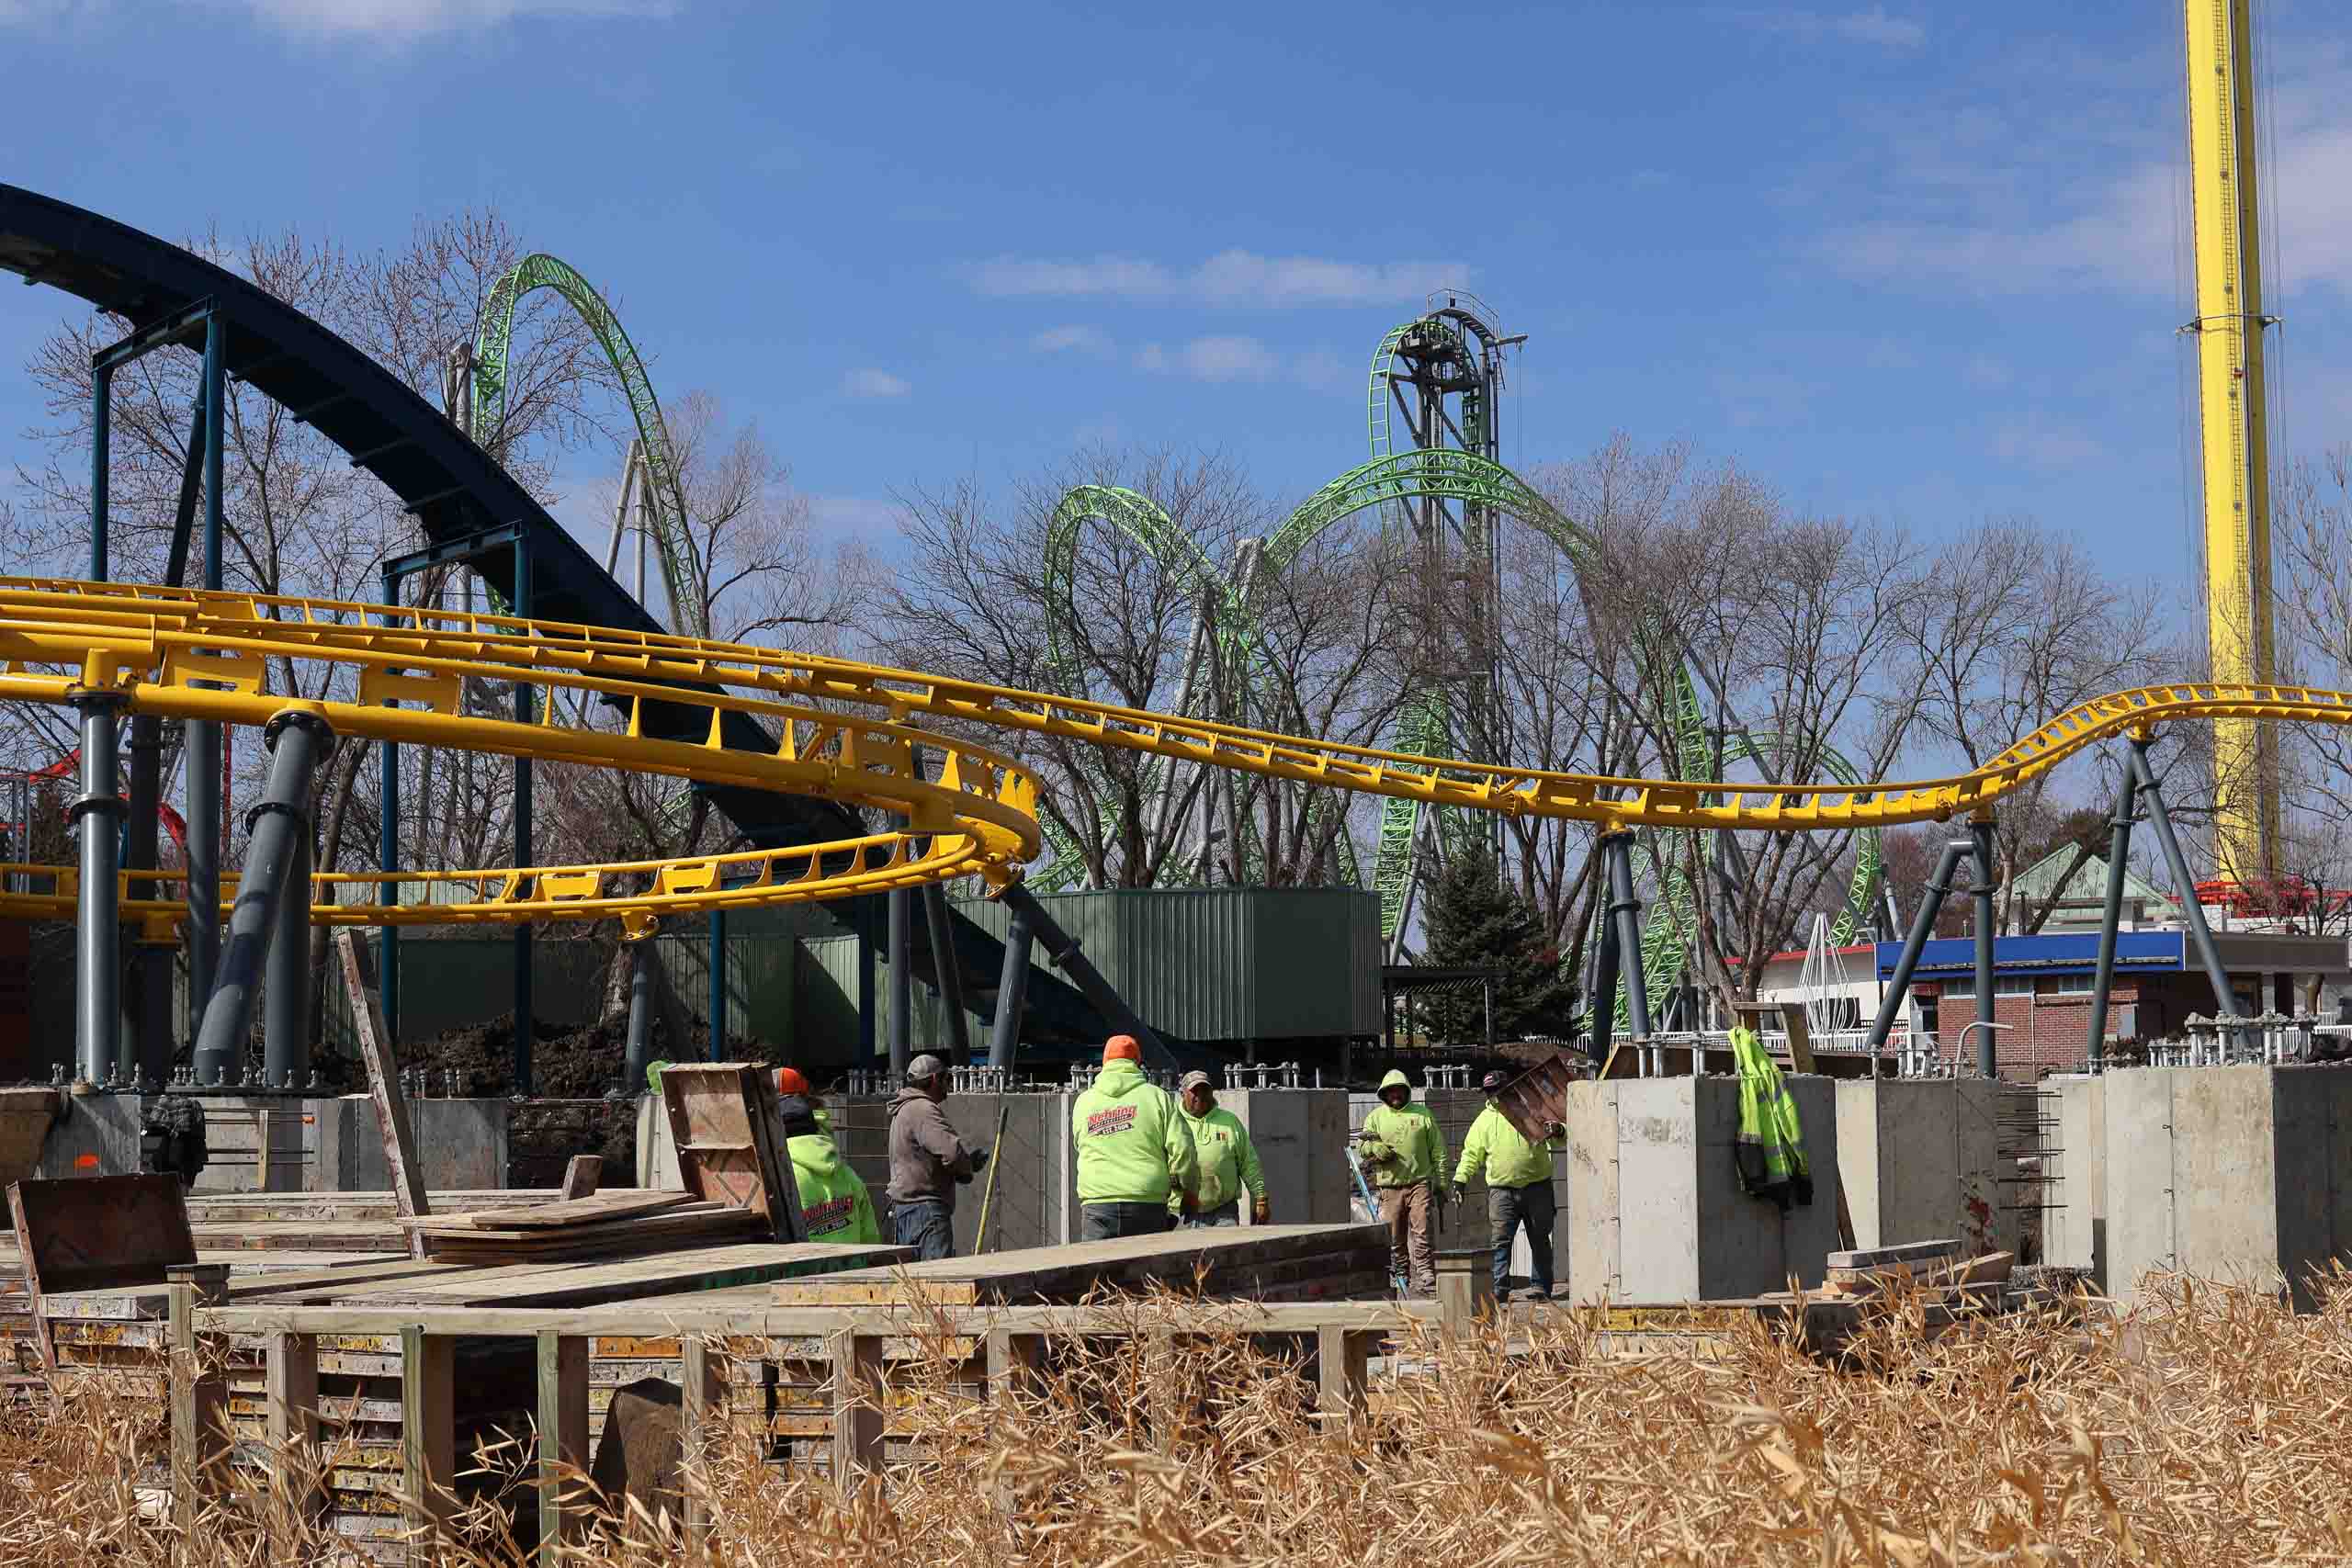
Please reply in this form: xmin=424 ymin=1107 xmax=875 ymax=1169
xmin=1103 ymin=1035 xmax=1142 ymax=1064
xmin=775 ymin=1067 xmax=811 ymax=1097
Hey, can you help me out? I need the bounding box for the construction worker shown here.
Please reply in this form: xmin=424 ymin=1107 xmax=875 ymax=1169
xmin=1355 ymin=1069 xmax=1450 ymax=1295
xmin=1072 ymin=1035 xmax=1198 ymax=1239
xmin=1454 ymin=1069 xmax=1564 ymax=1301
xmin=777 ymin=1093 xmax=881 ymax=1245
xmin=887 ymin=1053 xmax=989 ymax=1260
xmin=775 ymin=1066 xmax=832 ymax=1136
xmin=1170 ymin=1070 xmax=1269 ymax=1228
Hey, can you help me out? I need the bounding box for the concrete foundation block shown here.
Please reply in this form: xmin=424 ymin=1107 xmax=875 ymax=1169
xmin=2099 ymin=1064 xmax=2352 ymax=1309
xmin=324 ymin=1096 xmax=508 ymax=1192
xmin=2048 ymin=1074 xmax=2107 ymax=1288
xmin=1564 ymin=1074 xmax=1839 ymax=1303
xmin=1832 ymin=1077 xmax=2009 ymax=1258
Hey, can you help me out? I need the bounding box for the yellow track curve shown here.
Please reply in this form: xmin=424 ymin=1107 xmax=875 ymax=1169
xmin=0 ymin=576 xmax=2340 ymax=932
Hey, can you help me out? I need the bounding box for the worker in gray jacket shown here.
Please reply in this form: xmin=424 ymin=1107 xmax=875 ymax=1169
xmin=886 ymin=1054 xmax=989 ymax=1260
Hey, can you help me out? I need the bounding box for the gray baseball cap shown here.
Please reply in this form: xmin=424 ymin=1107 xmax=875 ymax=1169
xmin=907 ymin=1054 xmax=947 ymax=1082
xmin=1179 ymin=1069 xmax=1214 ymax=1093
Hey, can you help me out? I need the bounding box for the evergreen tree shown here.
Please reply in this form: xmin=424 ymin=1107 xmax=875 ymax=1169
xmin=1419 ymin=850 xmax=1580 ymax=1044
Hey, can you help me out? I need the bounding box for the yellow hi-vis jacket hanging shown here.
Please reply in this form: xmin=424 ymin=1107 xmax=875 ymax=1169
xmin=1729 ymin=1026 xmax=1814 ymax=1211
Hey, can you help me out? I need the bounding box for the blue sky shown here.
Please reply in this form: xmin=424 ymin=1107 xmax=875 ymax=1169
xmin=4 ymin=0 xmax=2350 ymax=580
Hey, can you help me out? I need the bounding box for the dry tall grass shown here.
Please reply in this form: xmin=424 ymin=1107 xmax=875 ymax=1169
xmin=7 ymin=1278 xmax=2352 ymax=1565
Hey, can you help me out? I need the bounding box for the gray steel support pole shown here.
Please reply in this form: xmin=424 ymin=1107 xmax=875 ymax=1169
xmin=185 ymin=314 xmax=225 ymax=1057
xmin=1602 ymin=831 xmax=1654 ymax=1043
xmin=888 ymin=886 xmax=912 ymax=1077
xmin=89 ymin=364 xmax=109 ymax=581
xmin=622 ymin=940 xmax=653 ymax=1087
xmin=987 ymin=896 xmax=1036 ymax=1071
xmin=192 ymin=713 xmax=326 ymax=1083
xmin=379 ymin=564 xmax=401 ymax=1045
xmin=263 ymin=810 xmax=311 ymax=1089
xmin=124 ymin=714 xmax=166 ymax=1083
xmin=2129 ymin=739 xmax=2243 ymax=1025
xmin=2086 ymin=768 xmax=2140 ymax=1072
xmin=996 ymin=879 xmax=1172 ymax=1066
xmin=1971 ymin=818 xmax=1997 ymax=1078
xmin=921 ymin=881 xmax=972 ymax=1063
xmin=855 ymin=899 xmax=877 ymax=1064
xmin=1589 ymin=908 xmax=1622 ymax=1064
xmin=70 ymin=692 xmax=128 ymax=1086
xmin=512 ymin=542 xmax=534 ymax=1095
xmin=1865 ymin=839 xmax=1973 ymax=1053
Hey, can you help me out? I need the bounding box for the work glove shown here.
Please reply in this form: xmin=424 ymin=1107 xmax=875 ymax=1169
xmin=969 ymin=1144 xmax=991 ymax=1173
xmin=1251 ymin=1196 xmax=1271 ymax=1225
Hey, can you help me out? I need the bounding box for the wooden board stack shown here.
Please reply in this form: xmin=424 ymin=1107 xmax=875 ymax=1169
xmin=772 ymin=1222 xmax=1394 ymax=1306
xmin=395 ymin=1190 xmax=764 ymax=1265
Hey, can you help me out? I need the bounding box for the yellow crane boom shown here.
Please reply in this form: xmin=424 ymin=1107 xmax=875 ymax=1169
xmin=2185 ymin=0 xmax=2279 ymax=882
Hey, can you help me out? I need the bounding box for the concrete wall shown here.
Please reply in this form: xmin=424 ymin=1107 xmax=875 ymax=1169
xmin=1562 ymin=1074 xmax=1840 ymax=1303
xmin=1834 ymin=1077 xmax=2012 ymax=1257
xmin=36 ymin=1092 xmax=509 ymax=1191
xmin=2047 ymin=1073 xmax=2107 ymax=1288
xmin=2099 ymin=1065 xmax=2352 ymax=1309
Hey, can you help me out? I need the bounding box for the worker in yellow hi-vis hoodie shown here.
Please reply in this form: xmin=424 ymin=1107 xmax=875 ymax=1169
xmin=1355 ymin=1069 xmax=1450 ymax=1295
xmin=1072 ymin=1035 xmax=1198 ymax=1240
xmin=1169 ymin=1070 xmax=1269 ymax=1227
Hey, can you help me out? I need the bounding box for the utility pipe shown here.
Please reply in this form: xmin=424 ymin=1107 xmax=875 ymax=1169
xmin=1971 ymin=818 xmax=1997 ymax=1078
xmin=191 ymin=712 xmax=327 ymax=1081
xmin=986 ymin=897 xmax=1035 ymax=1071
xmin=2085 ymin=767 xmax=2140 ymax=1072
xmin=70 ymin=691 xmax=128 ymax=1086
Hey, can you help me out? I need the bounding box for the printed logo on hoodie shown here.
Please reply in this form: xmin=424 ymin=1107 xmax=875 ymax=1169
xmin=1085 ymin=1104 xmax=1138 ymax=1138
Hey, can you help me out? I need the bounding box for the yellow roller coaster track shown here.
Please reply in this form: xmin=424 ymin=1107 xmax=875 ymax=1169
xmin=0 ymin=575 xmax=2340 ymax=932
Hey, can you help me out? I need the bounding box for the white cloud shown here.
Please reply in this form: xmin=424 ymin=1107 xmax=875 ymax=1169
xmin=1134 ymin=336 xmax=1362 ymax=390
xmin=839 ymin=367 xmax=910 ymax=400
xmin=971 ymin=250 xmax=1468 ymax=308
xmin=236 ymin=0 xmax=670 ymax=34
xmin=1740 ymin=6 xmax=1925 ymax=49
xmin=1030 ymin=324 xmax=1114 ymax=355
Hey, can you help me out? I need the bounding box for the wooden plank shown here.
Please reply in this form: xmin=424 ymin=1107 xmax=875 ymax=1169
xmin=399 ymin=1325 xmax=455 ymax=1549
xmin=558 ymin=1156 xmax=602 ymax=1201
xmin=404 ymin=1190 xmax=692 ymax=1232
xmin=1317 ymin=1325 xmax=1372 ymax=1419
xmin=679 ymin=1334 xmax=720 ymax=1555
xmin=266 ymin=1330 xmax=321 ymax=1527
xmin=169 ymin=1280 xmax=229 ymax=1536
xmin=338 ymin=931 xmax=430 ymax=1257
xmin=535 ymin=1331 xmax=589 ymax=1563
xmin=828 ymin=1328 xmax=883 ymax=1488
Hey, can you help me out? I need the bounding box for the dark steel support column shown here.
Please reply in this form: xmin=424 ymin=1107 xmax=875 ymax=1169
xmin=1589 ymin=909 xmax=1621 ymax=1064
xmin=1602 ymin=831 xmax=1653 ymax=1043
xmin=264 ymin=809 xmax=311 ymax=1089
xmin=378 ymin=565 xmax=400 ymax=1046
xmin=855 ymin=900 xmax=876 ymax=1064
xmin=622 ymin=940 xmax=653 ymax=1087
xmin=2086 ymin=768 xmax=2139 ymax=1072
xmin=70 ymin=691 xmax=129 ymax=1086
xmin=996 ymin=879 xmax=1171 ymax=1066
xmin=1866 ymin=838 xmax=1973 ymax=1054
xmin=185 ymin=315 xmax=225 ymax=1058
xmin=124 ymin=714 xmax=166 ymax=1083
xmin=1971 ymin=818 xmax=1997 ymax=1078
xmin=887 ymin=886 xmax=912 ymax=1077
xmin=706 ymin=908 xmax=726 ymax=1060
xmin=512 ymin=543 xmax=534 ymax=1095
xmin=2129 ymin=739 xmax=2243 ymax=1026
xmin=986 ymin=896 xmax=1035 ymax=1071
xmin=921 ymin=881 xmax=972 ymax=1063
xmin=89 ymin=365 xmax=109 ymax=581
xmin=191 ymin=713 xmax=326 ymax=1082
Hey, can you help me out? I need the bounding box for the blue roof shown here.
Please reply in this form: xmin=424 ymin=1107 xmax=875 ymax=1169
xmin=1874 ymin=931 xmax=2184 ymax=981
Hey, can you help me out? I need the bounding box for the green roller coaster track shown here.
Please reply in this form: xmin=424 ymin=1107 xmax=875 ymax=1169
xmin=469 ymin=254 xmax=707 ymax=639
xmin=1044 ymin=311 xmax=1886 ymax=1026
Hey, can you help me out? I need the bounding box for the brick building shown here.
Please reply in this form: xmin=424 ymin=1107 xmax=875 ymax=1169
xmin=1883 ymin=930 xmax=2350 ymax=1079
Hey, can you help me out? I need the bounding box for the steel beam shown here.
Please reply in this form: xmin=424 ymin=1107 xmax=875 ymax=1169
xmin=512 ymin=540 xmax=533 ymax=1095
xmin=88 ymin=364 xmax=109 ymax=581
xmin=921 ymin=881 xmax=972 ymax=1062
xmin=264 ymin=807 xmax=311 ymax=1089
xmin=888 ymin=886 xmax=911 ymax=1077
xmin=70 ymin=691 xmax=128 ymax=1086
xmin=192 ymin=713 xmax=326 ymax=1083
xmin=987 ymin=896 xmax=1035 ymax=1071
xmin=2085 ymin=767 xmax=2139 ymax=1072
xmin=1866 ymin=838 xmax=1973 ymax=1056
xmin=184 ymin=314 xmax=225 ymax=1052
xmin=706 ymin=908 xmax=726 ymax=1060
xmin=996 ymin=879 xmax=1171 ymax=1066
xmin=2128 ymin=739 xmax=2244 ymax=1027
xmin=1971 ymin=818 xmax=1997 ymax=1078
xmin=1601 ymin=831 xmax=1652 ymax=1043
